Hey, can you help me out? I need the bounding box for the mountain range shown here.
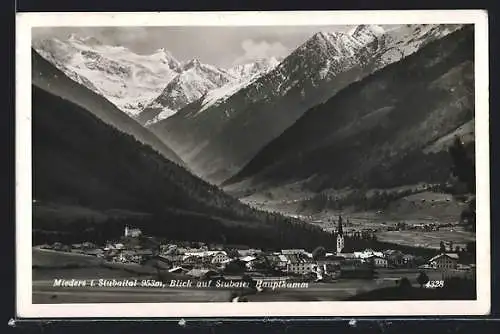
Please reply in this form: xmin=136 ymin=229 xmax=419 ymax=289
xmin=33 ymin=35 xmax=280 ymax=126
xmin=32 ymin=65 xmax=333 ymax=249
xmin=31 ymin=24 xmax=475 ymax=247
xmin=149 ymin=24 xmax=463 ymax=183
xmin=33 ymin=35 xmax=181 ymax=116
xmin=223 ymin=26 xmax=475 ymax=194
xmin=32 ymin=48 xmax=185 ymax=166
xmin=136 ymin=57 xmax=280 ymax=126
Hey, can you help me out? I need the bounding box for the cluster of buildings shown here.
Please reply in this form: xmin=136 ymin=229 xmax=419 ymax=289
xmin=40 ymin=219 xmax=475 ymax=280
xmin=386 ymin=222 xmax=448 ymax=232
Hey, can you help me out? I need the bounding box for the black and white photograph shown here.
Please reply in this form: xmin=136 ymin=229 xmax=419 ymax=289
xmin=16 ymin=10 xmax=490 ymax=317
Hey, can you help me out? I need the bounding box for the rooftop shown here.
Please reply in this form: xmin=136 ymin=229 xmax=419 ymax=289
xmin=428 ymin=253 xmax=460 ymax=262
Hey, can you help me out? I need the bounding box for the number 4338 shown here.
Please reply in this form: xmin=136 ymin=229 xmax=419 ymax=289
xmin=425 ymin=280 xmax=444 ymax=288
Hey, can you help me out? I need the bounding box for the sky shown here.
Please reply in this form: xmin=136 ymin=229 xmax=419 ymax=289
xmin=31 ymin=26 xmax=365 ymax=68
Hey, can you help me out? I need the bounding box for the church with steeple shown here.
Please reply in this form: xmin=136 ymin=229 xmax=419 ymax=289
xmin=336 ymin=215 xmax=344 ymax=254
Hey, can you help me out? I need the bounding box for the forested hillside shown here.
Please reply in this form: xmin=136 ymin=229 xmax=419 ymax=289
xmin=32 ymin=49 xmax=185 ymax=167
xmin=225 ymin=26 xmax=474 ymax=193
xmin=32 ymin=85 xmax=334 ymax=249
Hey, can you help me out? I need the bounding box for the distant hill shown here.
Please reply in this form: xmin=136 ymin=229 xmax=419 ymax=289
xmin=32 ymin=48 xmax=186 ymax=167
xmin=224 ymin=26 xmax=474 ymax=193
xmin=32 ymin=85 xmax=334 ymax=249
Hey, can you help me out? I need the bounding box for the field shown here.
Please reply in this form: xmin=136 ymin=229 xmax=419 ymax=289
xmin=32 ymin=247 xmax=104 ymax=267
xmin=32 ymin=282 xmax=232 ymax=303
xmin=239 ymin=187 xmax=475 ymax=251
xmin=376 ymin=230 xmax=474 ymax=249
xmin=33 ymin=269 xmax=470 ymax=303
xmin=32 ymin=248 xmax=474 ymax=303
xmin=32 ymin=247 xmax=156 ymax=280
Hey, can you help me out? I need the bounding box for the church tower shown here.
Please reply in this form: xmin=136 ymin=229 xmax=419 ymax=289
xmin=336 ymin=215 xmax=344 ymax=254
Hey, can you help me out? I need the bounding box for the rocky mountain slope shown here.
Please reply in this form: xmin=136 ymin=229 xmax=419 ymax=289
xmin=137 ymin=57 xmax=281 ymax=126
xmin=136 ymin=59 xmax=236 ymax=126
xmin=227 ymin=57 xmax=282 ymax=79
xmin=32 ymin=48 xmax=185 ymax=166
xmin=33 ymin=35 xmax=182 ymax=116
xmin=151 ymin=24 xmax=462 ymax=183
xmin=32 ymin=84 xmax=333 ymax=249
xmin=224 ymin=26 xmax=474 ymax=194
xmin=33 ymin=34 xmax=281 ymax=126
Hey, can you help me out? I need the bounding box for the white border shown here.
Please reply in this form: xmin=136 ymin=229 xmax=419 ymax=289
xmin=16 ymin=10 xmax=490 ymax=318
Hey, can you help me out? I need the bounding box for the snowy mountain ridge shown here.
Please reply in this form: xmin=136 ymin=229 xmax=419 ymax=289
xmin=196 ymin=57 xmax=283 ymax=115
xmin=33 ymin=35 xmax=183 ymax=116
xmin=139 ymin=57 xmax=282 ymax=125
xmin=33 ymin=33 xmax=283 ymax=124
xmin=149 ymin=24 xmax=464 ymax=184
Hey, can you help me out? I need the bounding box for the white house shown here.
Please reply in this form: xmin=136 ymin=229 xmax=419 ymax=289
xmin=316 ymin=259 xmax=342 ymax=276
xmin=124 ymin=226 xmax=142 ymax=238
xmin=239 ymin=255 xmax=256 ymax=263
xmin=428 ymin=253 xmax=459 ymax=270
xmin=281 ymin=249 xmax=306 ymax=255
xmin=286 ymin=261 xmax=318 ymax=275
xmin=211 ymin=251 xmax=230 ymax=264
xmin=113 ymin=243 xmax=125 ymax=250
xmin=277 ymin=254 xmax=289 ymax=268
xmin=237 ymin=249 xmax=263 ymax=257
xmin=239 ymin=255 xmax=257 ymax=270
xmin=354 ymin=249 xmax=385 ymax=260
xmin=367 ymin=255 xmax=389 ymax=268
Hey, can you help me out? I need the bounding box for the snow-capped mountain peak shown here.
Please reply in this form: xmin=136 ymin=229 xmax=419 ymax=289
xmin=67 ymin=33 xmax=80 ymax=41
xmin=138 ymin=56 xmax=281 ymax=126
xmin=227 ymin=57 xmax=282 ymax=80
xmin=305 ymin=25 xmax=386 ymax=58
xmin=348 ymin=24 xmax=385 ymax=38
xmin=139 ymin=58 xmax=239 ymax=125
xmin=182 ymin=58 xmax=202 ymax=70
xmin=308 ymin=31 xmax=335 ymax=49
xmin=37 ymin=32 xmax=282 ymax=126
xmin=197 ymin=58 xmax=283 ymax=115
xmin=154 ymin=47 xmax=175 ymax=58
xmin=346 ymin=24 xmax=385 ymax=48
xmin=152 ymin=47 xmax=182 ymax=70
xmin=146 ymin=24 xmax=465 ymax=184
xmin=32 ymin=36 xmax=182 ymax=116
xmin=66 ymin=33 xmax=103 ymax=47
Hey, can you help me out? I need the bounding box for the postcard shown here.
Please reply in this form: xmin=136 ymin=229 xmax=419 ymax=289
xmin=16 ymin=10 xmax=490 ymax=317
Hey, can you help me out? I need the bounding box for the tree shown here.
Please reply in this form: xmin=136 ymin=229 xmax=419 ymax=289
xmin=449 ymin=137 xmax=475 ymax=193
xmin=223 ymin=259 xmax=246 ymax=274
xmin=466 ymin=241 xmax=476 ymax=255
xmin=399 ymin=277 xmax=412 ymax=290
xmin=448 ymin=136 xmax=476 ymax=232
xmin=417 ymin=271 xmax=430 ymax=288
xmin=439 ymin=241 xmax=446 ymax=253
xmin=225 ymin=248 xmax=239 ymax=259
xmin=312 ymin=246 xmax=326 ymax=260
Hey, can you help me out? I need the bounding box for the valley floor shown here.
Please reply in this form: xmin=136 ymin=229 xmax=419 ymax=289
xmin=32 ymin=248 xmax=475 ymax=303
xmin=237 ymin=185 xmax=475 ymax=250
xmin=32 ymin=268 xmax=473 ymax=303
